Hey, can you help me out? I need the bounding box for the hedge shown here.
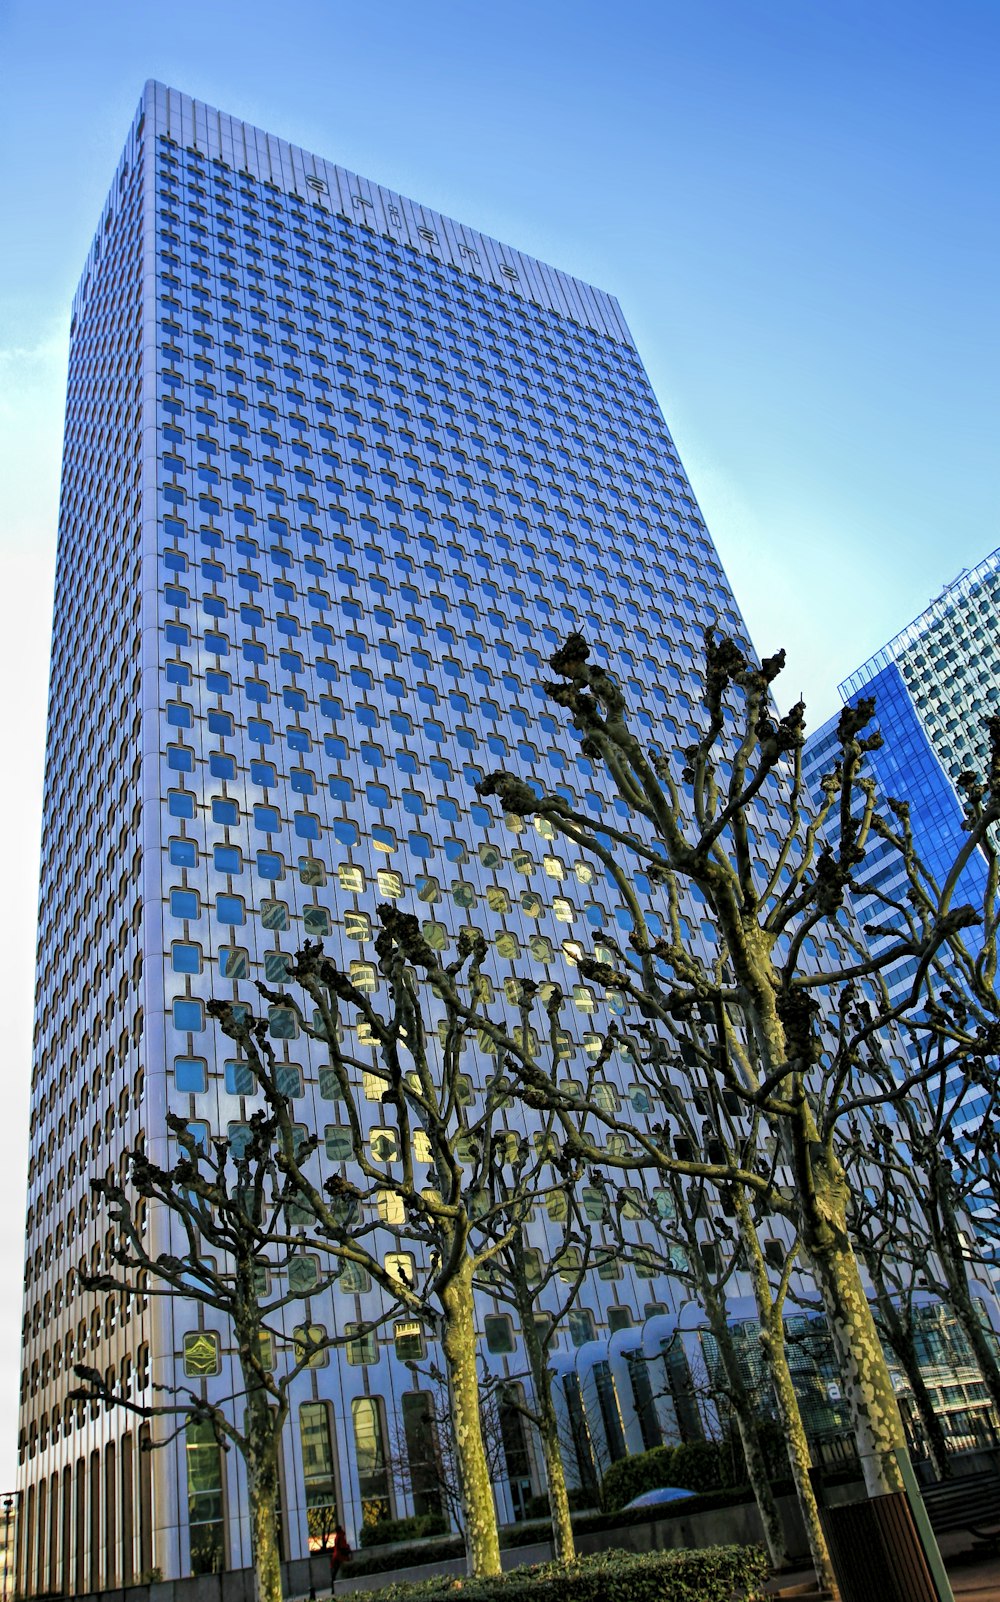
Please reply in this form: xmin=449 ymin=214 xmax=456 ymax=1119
xmin=360 ymin=1513 xmax=451 ymax=1549
xmin=345 ymin=1490 xmax=759 ymax=1575
xmin=358 ymin=1545 xmax=769 ymax=1602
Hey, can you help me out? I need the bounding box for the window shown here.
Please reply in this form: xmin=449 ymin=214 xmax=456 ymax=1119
xmin=384 ymin=1252 xmax=414 ymax=1288
xmin=216 ymin=894 xmax=245 ymax=925
xmin=225 ymin=1060 xmax=255 ymax=1096
xmin=484 ymin=1314 xmax=514 ymax=1354
xmin=293 ymin=1325 xmax=328 ymax=1368
xmin=172 ymin=942 xmax=202 ymax=974
xmin=568 ymin=1308 xmax=596 ymax=1346
xmin=172 ymin=998 xmax=204 ymax=1033
xmin=186 ymin=1420 xmax=225 ymax=1573
xmin=393 ymin=1322 xmax=425 ymax=1361
xmin=401 ymin=1392 xmax=444 ymax=1519
xmin=170 ymin=888 xmax=200 ymax=920
xmin=175 ymin=1057 xmax=207 ymax=1094
xmin=351 ymin=1397 xmax=391 ymax=1524
xmin=183 ymin=1332 xmax=220 ymax=1377
xmin=300 ymin=1403 xmax=338 ymax=1551
xmin=345 ymin=1325 xmax=377 ymax=1367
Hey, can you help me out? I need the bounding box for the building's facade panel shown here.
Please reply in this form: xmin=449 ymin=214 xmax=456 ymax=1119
xmin=20 ymin=83 xmax=790 ymax=1592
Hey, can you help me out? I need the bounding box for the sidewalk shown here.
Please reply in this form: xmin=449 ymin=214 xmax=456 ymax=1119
xmin=766 ymin=1534 xmax=1000 ymax=1600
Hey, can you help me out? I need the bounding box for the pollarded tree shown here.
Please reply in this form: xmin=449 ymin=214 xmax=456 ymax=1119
xmin=383 ymin=1359 xmax=508 ymax=1540
xmin=217 ymin=920 xmax=597 ymax=1579
xmin=472 ymin=1096 xmax=595 ymax=1561
xmin=469 ymin=629 xmax=994 ymax=1515
xmin=70 ymin=1104 xmax=400 ymax=1602
xmin=820 ymin=714 xmax=1000 ymax=1419
xmin=580 ymin=1043 xmax=836 ymax=1597
xmin=841 ymin=1118 xmax=958 ymax=1479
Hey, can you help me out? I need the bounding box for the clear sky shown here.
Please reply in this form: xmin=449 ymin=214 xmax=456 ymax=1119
xmin=0 ymin=0 xmax=996 ymax=1484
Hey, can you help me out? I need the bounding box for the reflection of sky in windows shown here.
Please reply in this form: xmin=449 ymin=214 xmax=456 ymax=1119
xmin=154 ymin=132 xmax=763 ymax=1122
xmin=804 ymin=662 xmax=991 ymax=1140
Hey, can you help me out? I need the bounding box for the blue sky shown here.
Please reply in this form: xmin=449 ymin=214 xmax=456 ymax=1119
xmin=0 ymin=0 xmax=996 ymax=1479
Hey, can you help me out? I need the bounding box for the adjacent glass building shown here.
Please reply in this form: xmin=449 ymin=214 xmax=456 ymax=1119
xmin=802 ymin=551 xmax=999 ymax=1125
xmin=18 ymin=81 xmax=807 ymax=1593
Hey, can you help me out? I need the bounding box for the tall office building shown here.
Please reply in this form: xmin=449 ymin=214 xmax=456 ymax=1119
xmin=803 ymin=553 xmax=999 ymax=1123
xmin=19 ymin=82 xmax=788 ymax=1595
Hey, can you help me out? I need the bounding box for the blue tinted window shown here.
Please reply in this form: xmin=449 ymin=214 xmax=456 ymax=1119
xmin=170 ymin=889 xmax=199 ymax=919
xmin=173 ymin=998 xmax=204 ymax=1031
xmin=171 ymin=941 xmax=201 ymax=974
xmin=214 ymin=844 xmax=242 ymax=874
xmin=175 ymin=1056 xmax=207 ymax=1093
xmin=216 ymin=894 xmax=245 ymax=925
xmin=225 ymin=1059 xmax=255 ymax=1096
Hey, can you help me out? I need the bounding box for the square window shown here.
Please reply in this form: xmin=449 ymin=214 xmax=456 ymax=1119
xmin=257 ymin=850 xmax=285 ymax=880
xmin=183 ymin=1331 xmax=220 ymax=1377
xmin=171 ymin=941 xmax=202 ymax=974
xmin=261 ymin=899 xmax=289 ymax=930
xmin=484 ymin=1314 xmax=514 ymax=1354
xmin=216 ymin=893 xmax=245 ymax=925
xmin=170 ymin=888 xmax=200 ymax=920
xmin=172 ymin=997 xmax=204 ymax=1032
xmin=174 ymin=1056 xmax=207 ymax=1093
xmin=269 ymin=1008 xmax=298 ymax=1042
xmin=219 ymin=946 xmax=249 ymax=978
xmin=225 ymin=1059 xmax=256 ymax=1095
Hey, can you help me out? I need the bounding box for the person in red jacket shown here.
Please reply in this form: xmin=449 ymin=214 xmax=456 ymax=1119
xmin=329 ymin=1525 xmax=352 ymax=1592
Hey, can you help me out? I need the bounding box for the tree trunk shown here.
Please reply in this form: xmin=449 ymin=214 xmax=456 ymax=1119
xmin=539 ymin=1404 xmax=575 ymax=1564
xmin=698 ymin=1274 xmax=791 ymax=1570
xmin=512 ymin=1244 xmax=575 ymax=1562
xmin=734 ymin=1190 xmax=839 ymax=1597
xmin=798 ymin=1158 xmax=909 ymax=1497
xmin=440 ymin=1259 xmax=502 ymax=1577
xmin=245 ymin=1394 xmax=284 ymax=1602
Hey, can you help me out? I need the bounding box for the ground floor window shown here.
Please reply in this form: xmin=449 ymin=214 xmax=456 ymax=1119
xmin=186 ymin=1420 xmax=225 ymax=1574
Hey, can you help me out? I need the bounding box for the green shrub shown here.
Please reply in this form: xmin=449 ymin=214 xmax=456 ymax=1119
xmin=359 ymin=1513 xmax=451 ymax=1549
xmin=602 ymin=1438 xmax=752 ymax=1512
xmin=361 ymin=1545 xmax=768 ymax=1602
xmin=670 ymin=1440 xmax=741 ymax=1494
xmin=602 ymin=1445 xmax=678 ymax=1512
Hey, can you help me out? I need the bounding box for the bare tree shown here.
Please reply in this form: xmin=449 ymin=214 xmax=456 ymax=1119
xmin=384 ymin=1360 xmax=507 ymax=1538
xmin=473 ymin=1115 xmax=594 ymax=1560
xmin=218 ymin=923 xmax=593 ymax=1578
xmin=70 ymin=1106 xmax=398 ymax=1602
xmin=466 ymin=628 xmax=992 ymax=1521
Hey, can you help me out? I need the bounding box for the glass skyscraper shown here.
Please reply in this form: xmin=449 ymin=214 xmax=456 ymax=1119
xmin=18 ymin=81 xmax=777 ymax=1594
xmin=802 ymin=552 xmax=998 ymax=1124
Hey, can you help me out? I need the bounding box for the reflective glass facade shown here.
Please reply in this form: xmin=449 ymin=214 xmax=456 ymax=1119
xmin=19 ymin=82 xmax=777 ymax=1590
xmin=803 ymin=553 xmax=998 ymax=1131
